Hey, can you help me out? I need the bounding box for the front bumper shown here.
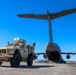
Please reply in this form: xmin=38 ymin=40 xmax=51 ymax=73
xmin=0 ymin=54 xmax=13 ymax=61
xmin=0 ymin=54 xmax=13 ymax=58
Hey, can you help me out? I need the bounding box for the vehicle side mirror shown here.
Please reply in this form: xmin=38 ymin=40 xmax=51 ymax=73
xmin=33 ymin=43 xmax=36 ymax=46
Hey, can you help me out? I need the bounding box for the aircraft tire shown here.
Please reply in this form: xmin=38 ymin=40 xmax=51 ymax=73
xmin=60 ymin=61 xmax=65 ymax=63
xmin=60 ymin=61 xmax=63 ymax=63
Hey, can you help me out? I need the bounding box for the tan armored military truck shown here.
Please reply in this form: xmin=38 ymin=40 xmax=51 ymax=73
xmin=0 ymin=38 xmax=36 ymax=67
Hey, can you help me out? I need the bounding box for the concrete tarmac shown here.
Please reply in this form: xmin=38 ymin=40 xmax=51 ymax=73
xmin=0 ymin=62 xmax=76 ymax=75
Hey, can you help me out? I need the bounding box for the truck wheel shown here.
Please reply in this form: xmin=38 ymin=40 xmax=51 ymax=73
xmin=10 ymin=54 xmax=21 ymax=67
xmin=0 ymin=62 xmax=2 ymax=66
xmin=27 ymin=57 xmax=33 ymax=66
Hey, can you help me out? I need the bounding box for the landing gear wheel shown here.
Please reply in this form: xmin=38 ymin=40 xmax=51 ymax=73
xmin=0 ymin=62 xmax=2 ymax=66
xmin=27 ymin=57 xmax=33 ymax=66
xmin=10 ymin=54 xmax=21 ymax=67
xmin=60 ymin=61 xmax=63 ymax=63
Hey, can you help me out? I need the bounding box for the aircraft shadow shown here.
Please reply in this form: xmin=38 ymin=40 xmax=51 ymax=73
xmin=1 ymin=65 xmax=55 ymax=69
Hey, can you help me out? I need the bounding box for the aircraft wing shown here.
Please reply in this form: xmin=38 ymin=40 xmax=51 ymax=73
xmin=17 ymin=8 xmax=76 ymax=20
xmin=35 ymin=52 xmax=45 ymax=55
xmin=35 ymin=52 xmax=76 ymax=55
xmin=61 ymin=52 xmax=76 ymax=55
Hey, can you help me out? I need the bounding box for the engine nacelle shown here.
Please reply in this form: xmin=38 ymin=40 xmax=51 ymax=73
xmin=66 ymin=54 xmax=70 ymax=59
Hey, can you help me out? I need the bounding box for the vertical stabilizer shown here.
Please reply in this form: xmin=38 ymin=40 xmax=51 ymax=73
xmin=46 ymin=9 xmax=53 ymax=43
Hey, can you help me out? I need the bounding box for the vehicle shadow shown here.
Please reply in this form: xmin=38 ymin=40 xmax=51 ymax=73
xmin=1 ymin=65 xmax=55 ymax=69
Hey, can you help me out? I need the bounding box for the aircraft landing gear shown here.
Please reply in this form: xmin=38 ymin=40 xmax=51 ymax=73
xmin=60 ymin=61 xmax=66 ymax=63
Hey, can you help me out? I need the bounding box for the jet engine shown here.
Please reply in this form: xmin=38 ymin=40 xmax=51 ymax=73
xmin=66 ymin=54 xmax=70 ymax=59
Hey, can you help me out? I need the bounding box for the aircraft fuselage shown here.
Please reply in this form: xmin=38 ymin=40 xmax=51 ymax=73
xmin=45 ymin=42 xmax=64 ymax=62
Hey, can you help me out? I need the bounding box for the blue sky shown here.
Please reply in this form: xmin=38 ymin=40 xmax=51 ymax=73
xmin=0 ymin=0 xmax=76 ymax=61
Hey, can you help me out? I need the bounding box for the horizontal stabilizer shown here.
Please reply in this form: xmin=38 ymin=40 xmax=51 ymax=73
xmin=17 ymin=8 xmax=76 ymax=20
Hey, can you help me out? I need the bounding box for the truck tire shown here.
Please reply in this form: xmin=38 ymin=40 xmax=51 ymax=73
xmin=0 ymin=62 xmax=2 ymax=66
xmin=27 ymin=57 xmax=33 ymax=66
xmin=10 ymin=54 xmax=21 ymax=67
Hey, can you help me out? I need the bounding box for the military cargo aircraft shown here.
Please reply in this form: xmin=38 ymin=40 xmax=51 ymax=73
xmin=17 ymin=8 xmax=76 ymax=63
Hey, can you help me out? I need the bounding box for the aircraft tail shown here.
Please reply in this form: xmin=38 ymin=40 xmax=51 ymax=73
xmin=17 ymin=8 xmax=76 ymax=20
xmin=46 ymin=9 xmax=53 ymax=43
xmin=17 ymin=8 xmax=76 ymax=42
